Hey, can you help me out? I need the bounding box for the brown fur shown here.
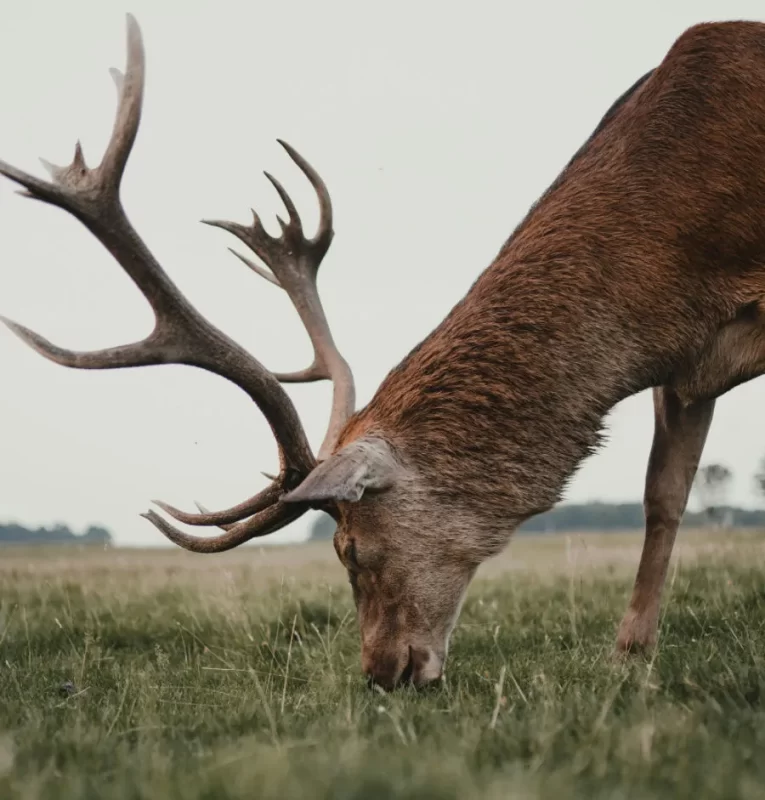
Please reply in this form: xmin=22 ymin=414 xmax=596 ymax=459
xmin=306 ymin=21 xmax=765 ymax=687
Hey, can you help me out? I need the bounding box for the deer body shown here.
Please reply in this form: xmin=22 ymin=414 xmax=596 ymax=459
xmin=303 ymin=20 xmax=765 ymax=684
xmin=3 ymin=18 xmax=765 ymax=690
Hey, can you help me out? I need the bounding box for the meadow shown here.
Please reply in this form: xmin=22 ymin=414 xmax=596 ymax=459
xmin=1 ymin=528 xmax=765 ymax=799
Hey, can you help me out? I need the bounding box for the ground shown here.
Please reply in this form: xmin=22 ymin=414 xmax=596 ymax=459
xmin=1 ymin=529 xmax=765 ymax=799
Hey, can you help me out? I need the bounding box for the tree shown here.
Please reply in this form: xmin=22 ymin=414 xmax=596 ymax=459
xmin=82 ymin=525 xmax=112 ymax=544
xmin=308 ymin=513 xmax=336 ymax=542
xmin=754 ymin=455 xmax=765 ymax=501
xmin=692 ymin=463 xmax=733 ymax=528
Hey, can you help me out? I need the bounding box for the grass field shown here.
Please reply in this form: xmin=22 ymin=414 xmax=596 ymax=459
xmin=1 ymin=529 xmax=765 ymax=799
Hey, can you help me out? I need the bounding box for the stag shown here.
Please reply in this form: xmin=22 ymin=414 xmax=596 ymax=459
xmin=3 ymin=16 xmax=765 ymax=690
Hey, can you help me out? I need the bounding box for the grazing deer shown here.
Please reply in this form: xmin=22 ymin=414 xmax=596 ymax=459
xmin=2 ymin=15 xmax=765 ymax=691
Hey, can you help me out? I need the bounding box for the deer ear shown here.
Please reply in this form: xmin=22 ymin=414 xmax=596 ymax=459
xmin=283 ymin=438 xmax=399 ymax=504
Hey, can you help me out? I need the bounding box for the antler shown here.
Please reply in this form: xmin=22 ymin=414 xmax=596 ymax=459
xmin=0 ymin=15 xmax=355 ymax=552
xmin=204 ymin=138 xmax=355 ymax=462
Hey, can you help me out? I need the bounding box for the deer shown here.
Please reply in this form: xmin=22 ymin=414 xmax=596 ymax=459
xmin=3 ymin=14 xmax=765 ymax=691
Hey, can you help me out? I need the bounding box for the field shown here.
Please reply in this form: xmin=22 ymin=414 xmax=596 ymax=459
xmin=1 ymin=529 xmax=765 ymax=799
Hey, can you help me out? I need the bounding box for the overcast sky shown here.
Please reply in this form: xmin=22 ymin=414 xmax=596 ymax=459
xmin=2 ymin=0 xmax=765 ymax=547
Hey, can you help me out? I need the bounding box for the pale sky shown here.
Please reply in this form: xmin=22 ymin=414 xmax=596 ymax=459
xmin=1 ymin=0 xmax=765 ymax=547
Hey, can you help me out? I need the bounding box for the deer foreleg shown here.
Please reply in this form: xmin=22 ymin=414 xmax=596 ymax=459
xmin=615 ymin=386 xmax=715 ymax=653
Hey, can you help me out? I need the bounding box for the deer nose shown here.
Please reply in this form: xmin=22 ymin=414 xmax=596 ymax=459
xmin=363 ymin=646 xmax=443 ymax=691
xmin=363 ymin=647 xmax=414 ymax=692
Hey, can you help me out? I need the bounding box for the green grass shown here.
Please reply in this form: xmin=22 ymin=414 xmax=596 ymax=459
xmin=1 ymin=530 xmax=765 ymax=799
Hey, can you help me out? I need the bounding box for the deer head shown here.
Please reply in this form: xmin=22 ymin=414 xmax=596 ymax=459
xmin=0 ymin=16 xmax=478 ymax=690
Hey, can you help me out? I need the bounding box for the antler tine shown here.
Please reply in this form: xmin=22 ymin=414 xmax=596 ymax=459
xmin=152 ymin=479 xmax=285 ymax=527
xmin=141 ymin=500 xmax=305 ymax=553
xmin=0 ymin=14 xmax=321 ymax=545
xmin=229 ymin=248 xmax=281 ymax=287
xmin=204 ymin=140 xmax=356 ymax=461
xmin=194 ymin=502 xmax=235 ymax=531
xmin=100 ymin=16 xmax=144 ymax=190
xmin=0 ymin=317 xmax=171 ymax=370
xmin=276 ymin=139 xmax=333 ymax=252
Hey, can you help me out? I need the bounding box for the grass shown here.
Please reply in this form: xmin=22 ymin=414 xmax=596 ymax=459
xmin=1 ymin=529 xmax=765 ymax=799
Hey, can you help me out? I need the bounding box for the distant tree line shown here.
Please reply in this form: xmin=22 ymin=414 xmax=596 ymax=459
xmin=0 ymin=523 xmax=112 ymax=546
xmin=515 ymin=502 xmax=765 ymax=533
xmin=4 ymin=456 xmax=762 ymax=547
xmin=307 ymin=457 xmax=765 ymax=541
xmin=307 ymin=500 xmax=765 ymax=541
